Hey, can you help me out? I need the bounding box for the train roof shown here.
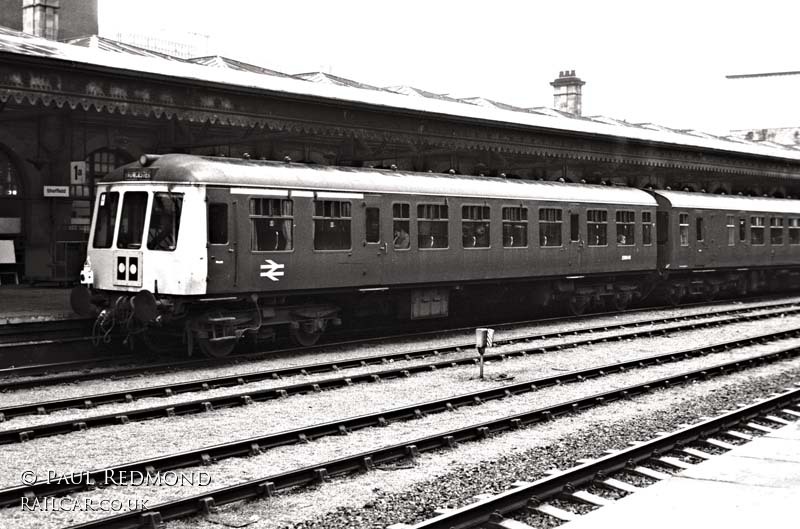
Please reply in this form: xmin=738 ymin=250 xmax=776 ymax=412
xmin=651 ymin=190 xmax=800 ymax=214
xmin=106 ymin=154 xmax=657 ymax=207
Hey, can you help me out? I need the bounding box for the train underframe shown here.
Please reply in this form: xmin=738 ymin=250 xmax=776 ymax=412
xmin=76 ymin=266 xmax=800 ymax=358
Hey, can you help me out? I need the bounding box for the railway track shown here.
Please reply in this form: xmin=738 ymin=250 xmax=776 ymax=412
xmin=24 ymin=344 xmax=799 ymax=529
xmin=1 ymin=298 xmax=797 ymax=392
xmin=401 ymin=388 xmax=800 ymax=529
xmin=1 ymin=302 xmax=797 ymax=423
xmin=2 ymin=327 xmax=798 ymax=509
xmin=2 ymin=320 xmax=799 ymax=445
xmin=0 ymin=319 xmax=101 ymax=369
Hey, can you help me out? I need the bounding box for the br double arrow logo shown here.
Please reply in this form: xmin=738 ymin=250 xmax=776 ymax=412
xmin=260 ymin=259 xmax=285 ymax=281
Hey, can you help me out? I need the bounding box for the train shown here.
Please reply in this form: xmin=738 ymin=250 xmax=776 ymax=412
xmin=69 ymin=154 xmax=800 ymax=357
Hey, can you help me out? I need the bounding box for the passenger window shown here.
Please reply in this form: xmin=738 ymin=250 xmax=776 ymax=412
xmin=117 ymin=191 xmax=148 ymax=249
xmin=570 ymin=213 xmax=580 ymax=242
xmin=539 ymin=208 xmax=563 ymax=247
xmin=251 ymin=198 xmax=294 ymax=251
xmin=790 ymin=218 xmax=800 ymax=245
xmin=365 ymin=208 xmax=380 ymax=243
xmin=148 ymin=193 xmax=183 ymax=251
xmin=313 ymin=200 xmax=349 ymax=250
xmin=770 ymin=217 xmax=784 ymax=245
xmin=586 ymin=209 xmax=607 ymax=246
xmin=678 ymin=213 xmax=689 ymax=247
xmin=616 ymin=210 xmax=635 ymax=245
xmin=208 ymin=203 xmax=228 ymax=245
xmin=462 ymin=205 xmax=490 ymax=248
xmin=750 ymin=216 xmax=765 ymax=245
xmin=642 ymin=211 xmax=653 ymax=246
xmin=739 ymin=218 xmax=747 ymax=242
xmin=417 ymin=204 xmax=448 ymax=249
xmin=726 ymin=215 xmax=735 ymax=246
xmin=392 ymin=203 xmax=410 ymax=250
xmin=695 ymin=217 xmax=704 ymax=242
xmin=503 ymin=206 xmax=528 ymax=247
xmin=92 ymin=191 xmax=119 ymax=249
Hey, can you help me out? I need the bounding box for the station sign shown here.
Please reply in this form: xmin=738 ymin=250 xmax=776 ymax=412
xmin=70 ymin=161 xmax=87 ymax=185
xmin=43 ymin=185 xmax=69 ymax=197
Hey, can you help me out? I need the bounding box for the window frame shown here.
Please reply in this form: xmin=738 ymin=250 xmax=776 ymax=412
xmin=642 ymin=211 xmax=654 ymax=246
xmin=770 ymin=216 xmax=784 ymax=245
xmin=461 ymin=204 xmax=491 ymax=249
xmin=678 ymin=212 xmax=689 ymax=247
xmin=502 ymin=205 xmax=528 ymax=248
xmin=417 ymin=203 xmax=449 ymax=250
xmin=312 ymin=199 xmax=351 ymax=252
xmin=147 ymin=192 xmax=183 ymax=252
xmin=750 ymin=215 xmax=765 ymax=246
xmin=790 ymin=217 xmax=800 ymax=245
xmin=251 ymin=198 xmax=295 ymax=252
xmin=116 ymin=190 xmax=149 ymax=250
xmin=586 ymin=209 xmax=608 ymax=247
xmin=392 ymin=202 xmax=411 ymax=251
xmin=538 ymin=207 xmax=563 ymax=247
xmin=615 ymin=210 xmax=635 ymax=246
xmin=726 ymin=214 xmax=735 ymax=246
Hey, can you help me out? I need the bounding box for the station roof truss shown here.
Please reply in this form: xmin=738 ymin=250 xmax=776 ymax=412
xmin=1 ymin=27 xmax=800 ymax=181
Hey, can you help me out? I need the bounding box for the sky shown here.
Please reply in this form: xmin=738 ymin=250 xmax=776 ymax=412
xmin=98 ymin=0 xmax=800 ymax=135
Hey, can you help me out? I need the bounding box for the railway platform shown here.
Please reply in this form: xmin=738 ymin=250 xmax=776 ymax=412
xmin=0 ymin=285 xmax=77 ymax=324
xmin=562 ymin=419 xmax=800 ymax=528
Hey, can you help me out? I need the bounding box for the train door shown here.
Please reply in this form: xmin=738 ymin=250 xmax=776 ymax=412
xmin=206 ymin=187 xmax=237 ymax=292
xmin=361 ymin=195 xmax=388 ymax=284
xmin=567 ymin=208 xmax=584 ymax=271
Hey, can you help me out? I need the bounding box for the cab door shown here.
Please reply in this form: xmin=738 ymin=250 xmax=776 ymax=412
xmin=206 ymin=187 xmax=238 ymax=292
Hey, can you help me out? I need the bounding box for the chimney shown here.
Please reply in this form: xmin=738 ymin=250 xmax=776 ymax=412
xmin=22 ymin=0 xmax=60 ymax=40
xmin=550 ymin=69 xmax=586 ymax=116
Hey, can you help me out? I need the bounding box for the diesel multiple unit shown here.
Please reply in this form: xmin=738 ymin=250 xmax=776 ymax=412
xmin=70 ymin=154 xmax=800 ymax=356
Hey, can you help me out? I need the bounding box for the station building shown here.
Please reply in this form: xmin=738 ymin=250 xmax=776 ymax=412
xmin=1 ymin=0 xmax=800 ymax=284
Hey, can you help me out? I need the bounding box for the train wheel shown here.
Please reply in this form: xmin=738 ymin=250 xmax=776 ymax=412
xmin=611 ymin=292 xmax=631 ymax=311
xmin=568 ymin=295 xmax=588 ymax=316
xmin=290 ymin=326 xmax=323 ymax=347
xmin=666 ymin=285 xmax=684 ymax=306
xmin=197 ymin=336 xmax=238 ymax=358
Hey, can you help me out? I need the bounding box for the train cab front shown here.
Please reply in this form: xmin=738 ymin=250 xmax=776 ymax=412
xmin=70 ymin=155 xmax=208 ymax=343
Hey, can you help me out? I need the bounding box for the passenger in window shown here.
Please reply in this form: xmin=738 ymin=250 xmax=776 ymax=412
xmin=617 ymin=233 xmax=626 ymax=244
xmin=393 ymin=228 xmax=410 ymax=249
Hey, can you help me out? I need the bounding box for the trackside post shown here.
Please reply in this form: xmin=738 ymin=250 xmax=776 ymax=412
xmin=475 ymin=328 xmax=494 ymax=379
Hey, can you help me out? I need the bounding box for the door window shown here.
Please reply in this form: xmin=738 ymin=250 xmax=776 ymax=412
xmin=117 ymin=191 xmax=148 ymax=249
